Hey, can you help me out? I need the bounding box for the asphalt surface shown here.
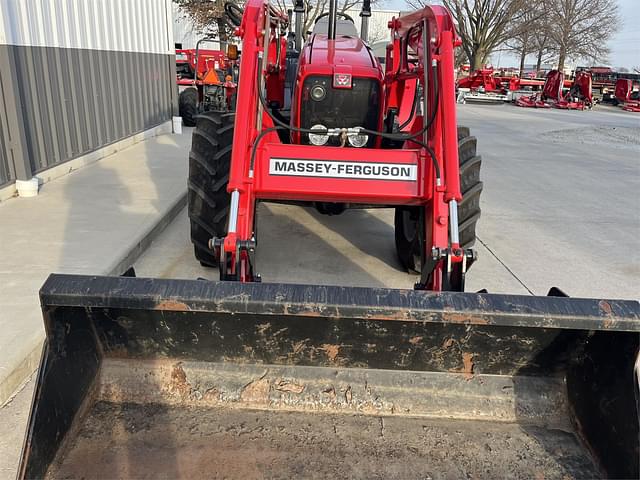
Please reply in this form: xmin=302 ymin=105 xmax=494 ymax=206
xmin=2 ymin=103 xmax=639 ymax=480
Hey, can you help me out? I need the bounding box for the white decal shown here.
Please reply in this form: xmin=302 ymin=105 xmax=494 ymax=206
xmin=269 ymin=158 xmax=417 ymax=181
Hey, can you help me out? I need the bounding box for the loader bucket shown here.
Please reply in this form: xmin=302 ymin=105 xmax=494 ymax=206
xmin=19 ymin=274 xmax=640 ymax=479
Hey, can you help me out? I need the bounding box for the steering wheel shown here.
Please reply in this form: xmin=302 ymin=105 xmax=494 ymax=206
xmin=314 ymin=12 xmax=355 ymax=24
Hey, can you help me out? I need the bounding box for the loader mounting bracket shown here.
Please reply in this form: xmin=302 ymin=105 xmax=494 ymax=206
xmin=211 ymin=237 xmax=260 ymax=282
xmin=415 ymin=247 xmax=475 ymax=292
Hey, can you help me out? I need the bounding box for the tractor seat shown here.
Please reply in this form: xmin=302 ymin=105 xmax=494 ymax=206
xmin=312 ymin=17 xmax=358 ymax=37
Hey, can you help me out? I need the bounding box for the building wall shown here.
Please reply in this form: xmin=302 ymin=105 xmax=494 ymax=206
xmin=0 ymin=0 xmax=176 ymax=187
xmin=172 ymin=5 xmax=400 ymax=50
xmin=173 ymin=3 xmax=219 ymax=50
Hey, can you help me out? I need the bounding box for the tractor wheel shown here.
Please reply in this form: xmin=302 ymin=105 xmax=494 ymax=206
xmin=188 ymin=111 xmax=234 ymax=267
xmin=394 ymin=126 xmax=483 ymax=272
xmin=179 ymin=87 xmax=198 ymax=127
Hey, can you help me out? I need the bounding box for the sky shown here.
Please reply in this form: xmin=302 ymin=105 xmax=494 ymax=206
xmin=380 ymin=0 xmax=640 ymax=69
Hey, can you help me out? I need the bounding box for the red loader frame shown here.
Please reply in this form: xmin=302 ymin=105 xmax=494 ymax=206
xmin=214 ymin=0 xmax=465 ymax=291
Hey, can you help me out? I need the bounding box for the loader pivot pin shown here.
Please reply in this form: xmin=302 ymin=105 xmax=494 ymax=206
xmin=210 ymin=237 xmax=258 ymax=282
xmin=415 ymin=248 xmax=475 ymax=292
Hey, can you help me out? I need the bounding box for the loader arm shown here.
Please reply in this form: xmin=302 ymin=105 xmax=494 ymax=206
xmin=215 ymin=0 xmax=469 ymax=290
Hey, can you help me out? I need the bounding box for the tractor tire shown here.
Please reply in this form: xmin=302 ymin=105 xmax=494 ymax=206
xmin=394 ymin=126 xmax=483 ymax=272
xmin=179 ymin=87 xmax=198 ymax=127
xmin=188 ymin=111 xmax=234 ymax=267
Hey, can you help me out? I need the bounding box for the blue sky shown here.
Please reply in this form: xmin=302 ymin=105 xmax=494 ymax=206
xmin=381 ymin=0 xmax=639 ymax=69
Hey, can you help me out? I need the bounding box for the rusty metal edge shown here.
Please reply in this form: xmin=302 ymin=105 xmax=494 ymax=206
xmin=40 ymin=274 xmax=640 ymax=332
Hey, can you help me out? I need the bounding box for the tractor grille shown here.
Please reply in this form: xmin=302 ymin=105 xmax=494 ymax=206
xmin=300 ymin=75 xmax=380 ymax=147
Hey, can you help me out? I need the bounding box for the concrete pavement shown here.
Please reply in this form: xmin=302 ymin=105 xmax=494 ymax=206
xmin=134 ymin=203 xmax=529 ymax=295
xmin=136 ymin=105 xmax=639 ymax=300
xmin=0 ymin=127 xmax=191 ymax=479
xmin=459 ymin=104 xmax=640 ymax=299
xmin=0 ymin=127 xmax=191 ymax=407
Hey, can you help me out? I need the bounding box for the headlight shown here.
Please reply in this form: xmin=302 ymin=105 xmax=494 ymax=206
xmin=309 ymin=124 xmax=329 ymax=146
xmin=347 ymin=128 xmax=368 ymax=148
xmin=310 ymin=85 xmax=326 ymax=101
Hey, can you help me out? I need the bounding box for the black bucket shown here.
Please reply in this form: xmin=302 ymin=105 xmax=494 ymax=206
xmin=19 ymin=274 xmax=640 ymax=479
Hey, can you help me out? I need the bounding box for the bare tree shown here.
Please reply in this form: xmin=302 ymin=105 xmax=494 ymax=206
xmin=406 ymin=0 xmax=530 ymax=70
xmin=503 ymin=4 xmax=546 ymax=76
xmin=274 ymin=0 xmax=378 ymax=39
xmin=532 ymin=32 xmax=554 ymax=74
xmin=544 ymin=0 xmax=620 ymax=71
xmin=176 ymin=0 xmax=381 ymax=47
xmin=366 ymin=20 xmax=390 ymax=44
xmin=174 ymin=0 xmax=234 ymax=45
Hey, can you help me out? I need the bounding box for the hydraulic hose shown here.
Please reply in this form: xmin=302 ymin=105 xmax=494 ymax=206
xmin=397 ymin=63 xmax=439 ymax=133
xmin=255 ymin=54 xmax=441 ymax=182
xmin=224 ymin=3 xmax=243 ymax=27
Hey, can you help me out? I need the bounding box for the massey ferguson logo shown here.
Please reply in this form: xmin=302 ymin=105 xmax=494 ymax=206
xmin=269 ymin=158 xmax=417 ymax=181
xmin=333 ymin=73 xmax=352 ymax=88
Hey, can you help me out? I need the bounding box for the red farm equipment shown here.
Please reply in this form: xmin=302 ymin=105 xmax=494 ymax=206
xmin=17 ymin=1 xmax=640 ymax=478
xmin=455 ymin=68 xmax=509 ymax=103
xmin=176 ymin=38 xmax=238 ymax=126
xmin=516 ymin=69 xmax=593 ymax=110
xmin=615 ymin=78 xmax=640 ymax=112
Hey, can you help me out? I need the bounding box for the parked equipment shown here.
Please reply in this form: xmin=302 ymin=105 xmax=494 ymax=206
xmin=615 ymin=78 xmax=640 ymax=112
xmin=516 ymin=70 xmax=593 ymax=110
xmin=582 ymin=66 xmax=640 ymax=103
xmin=177 ymin=39 xmax=238 ymax=126
xmin=18 ymin=1 xmax=640 ymax=478
xmin=456 ymin=68 xmax=509 ymax=103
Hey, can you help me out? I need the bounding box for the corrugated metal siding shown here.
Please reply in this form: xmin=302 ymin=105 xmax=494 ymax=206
xmin=0 ymin=0 xmax=175 ymax=186
xmin=0 ymin=0 xmax=173 ymax=54
xmin=12 ymin=47 xmax=174 ymax=174
xmin=0 ymin=96 xmax=12 ymax=185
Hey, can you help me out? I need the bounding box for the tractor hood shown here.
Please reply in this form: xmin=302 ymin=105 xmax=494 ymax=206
xmin=299 ymin=34 xmax=383 ymax=79
xmin=310 ymin=35 xmax=376 ymax=69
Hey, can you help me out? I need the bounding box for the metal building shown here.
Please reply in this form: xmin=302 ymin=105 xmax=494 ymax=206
xmin=0 ymin=0 xmax=176 ymax=197
xmin=172 ymin=4 xmax=400 ymax=49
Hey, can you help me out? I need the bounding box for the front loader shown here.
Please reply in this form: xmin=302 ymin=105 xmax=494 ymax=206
xmin=19 ymin=1 xmax=640 ymax=478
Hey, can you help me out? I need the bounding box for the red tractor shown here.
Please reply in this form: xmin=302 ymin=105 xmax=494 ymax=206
xmin=15 ymin=0 xmax=640 ymax=477
xmin=176 ymin=39 xmax=238 ymax=126
xmin=188 ymin=0 xmax=482 ymax=290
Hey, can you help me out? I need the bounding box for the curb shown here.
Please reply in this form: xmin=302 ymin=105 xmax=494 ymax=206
xmin=0 ymin=190 xmax=187 ymax=407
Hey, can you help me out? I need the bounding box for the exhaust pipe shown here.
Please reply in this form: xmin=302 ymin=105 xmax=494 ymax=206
xmin=360 ymin=0 xmax=371 ymax=42
xmin=294 ymin=0 xmax=304 ymax=51
xmin=327 ymin=0 xmax=337 ymax=40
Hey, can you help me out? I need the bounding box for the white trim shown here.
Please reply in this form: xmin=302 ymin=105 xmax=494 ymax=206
xmin=0 ymin=121 xmax=172 ymax=203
